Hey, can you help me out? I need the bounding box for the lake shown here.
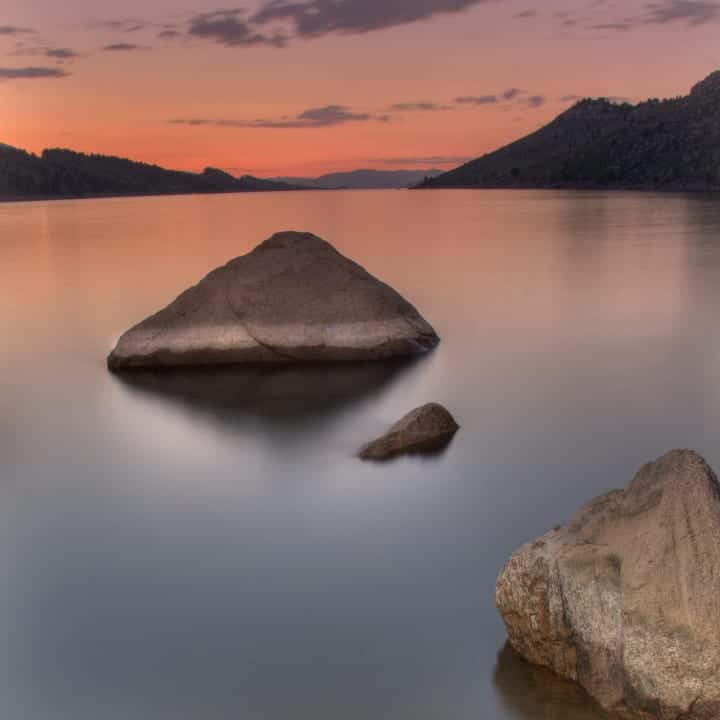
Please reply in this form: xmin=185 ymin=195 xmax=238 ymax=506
xmin=3 ymin=188 xmax=720 ymax=720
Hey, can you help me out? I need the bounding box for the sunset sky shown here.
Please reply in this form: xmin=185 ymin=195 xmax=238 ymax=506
xmin=2 ymin=0 xmax=719 ymax=176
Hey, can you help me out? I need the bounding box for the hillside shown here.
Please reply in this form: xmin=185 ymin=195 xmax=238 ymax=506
xmin=0 ymin=145 xmax=299 ymax=201
xmin=420 ymin=71 xmax=720 ymax=191
xmin=273 ymin=168 xmax=444 ymax=189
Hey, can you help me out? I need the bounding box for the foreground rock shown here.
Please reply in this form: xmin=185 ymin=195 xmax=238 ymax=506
xmin=108 ymin=231 xmax=439 ymax=369
xmin=496 ymin=449 xmax=720 ymax=719
xmin=359 ymin=403 xmax=459 ymax=460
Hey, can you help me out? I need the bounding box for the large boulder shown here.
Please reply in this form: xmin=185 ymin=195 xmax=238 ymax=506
xmin=359 ymin=403 xmax=459 ymax=460
xmin=108 ymin=231 xmax=439 ymax=368
xmin=496 ymin=450 xmax=720 ymax=719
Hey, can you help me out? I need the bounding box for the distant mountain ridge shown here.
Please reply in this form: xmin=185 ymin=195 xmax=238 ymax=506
xmin=273 ymin=168 xmax=444 ymax=189
xmin=421 ymin=71 xmax=720 ymax=191
xmin=0 ymin=145 xmax=300 ymax=201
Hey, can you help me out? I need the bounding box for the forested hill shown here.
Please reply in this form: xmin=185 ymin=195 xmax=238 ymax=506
xmin=0 ymin=145 xmax=299 ymax=200
xmin=419 ymin=71 xmax=720 ymax=191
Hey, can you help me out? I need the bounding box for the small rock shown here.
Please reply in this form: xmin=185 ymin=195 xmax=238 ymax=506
xmin=359 ymin=403 xmax=459 ymax=460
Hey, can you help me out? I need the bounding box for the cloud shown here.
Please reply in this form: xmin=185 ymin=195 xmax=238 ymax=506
xmin=188 ymin=0 xmax=496 ymax=46
xmin=10 ymin=46 xmax=82 ymax=62
xmin=456 ymin=94 xmax=499 ymax=105
xmin=456 ymin=88 xmax=524 ymax=105
xmin=591 ymin=21 xmax=634 ymax=30
xmin=0 ymin=66 xmax=68 ymax=79
xmin=89 ymin=18 xmax=148 ymax=33
xmin=378 ymin=155 xmax=470 ymax=166
xmin=560 ymin=94 xmax=581 ymax=102
xmin=45 ymin=48 xmax=81 ymax=60
xmin=643 ymin=0 xmax=720 ymax=24
xmin=524 ymin=94 xmax=546 ymax=108
xmin=103 ymin=43 xmax=150 ymax=51
xmin=170 ymin=104 xmax=387 ymax=128
xmin=589 ymin=0 xmax=720 ymax=31
xmin=390 ymin=101 xmax=451 ymax=111
xmin=251 ymin=0 xmax=492 ymax=36
xmin=187 ymin=10 xmax=285 ymax=47
xmin=513 ymin=9 xmax=537 ymax=19
xmin=157 ymin=29 xmax=181 ymax=39
xmin=0 ymin=25 xmax=35 ymax=35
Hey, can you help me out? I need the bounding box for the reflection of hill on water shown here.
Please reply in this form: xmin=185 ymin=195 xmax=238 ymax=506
xmin=494 ymin=643 xmax=612 ymax=720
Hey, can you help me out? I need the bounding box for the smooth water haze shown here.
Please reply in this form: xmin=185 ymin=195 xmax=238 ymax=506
xmin=3 ymin=189 xmax=720 ymax=720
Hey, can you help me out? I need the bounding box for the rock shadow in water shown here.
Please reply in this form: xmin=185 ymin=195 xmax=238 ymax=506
xmin=493 ymin=642 xmax=613 ymax=720
xmin=111 ymin=358 xmax=423 ymax=431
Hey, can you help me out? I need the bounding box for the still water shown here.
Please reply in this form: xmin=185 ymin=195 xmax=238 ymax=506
xmin=3 ymin=189 xmax=720 ymax=720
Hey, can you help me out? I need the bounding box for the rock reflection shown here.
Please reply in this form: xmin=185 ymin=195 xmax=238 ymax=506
xmin=111 ymin=358 xmax=422 ymax=428
xmin=494 ymin=642 xmax=613 ymax=720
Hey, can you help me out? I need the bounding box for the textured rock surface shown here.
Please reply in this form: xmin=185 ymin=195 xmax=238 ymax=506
xmin=496 ymin=449 xmax=720 ymax=720
xmin=108 ymin=231 xmax=439 ymax=368
xmin=359 ymin=403 xmax=459 ymax=460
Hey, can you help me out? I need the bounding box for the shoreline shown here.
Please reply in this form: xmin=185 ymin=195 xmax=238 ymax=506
xmin=0 ymin=187 xmax=318 ymax=205
xmin=3 ymin=184 xmax=719 ymax=204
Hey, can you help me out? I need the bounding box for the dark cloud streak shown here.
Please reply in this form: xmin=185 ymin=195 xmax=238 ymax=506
xmin=390 ymin=101 xmax=451 ymax=111
xmin=0 ymin=25 xmax=35 ymax=35
xmin=170 ymin=105 xmax=388 ymax=129
xmin=456 ymin=94 xmax=499 ymax=105
xmin=103 ymin=43 xmax=150 ymax=51
xmin=0 ymin=66 xmax=68 ymax=79
xmin=188 ymin=10 xmax=285 ymax=47
xmin=524 ymin=94 xmax=546 ymax=108
xmin=644 ymin=0 xmax=720 ymax=25
xmin=589 ymin=0 xmax=720 ymax=31
xmin=11 ymin=46 xmax=83 ymax=61
xmin=187 ymin=0 xmax=496 ymax=47
xmin=89 ymin=18 xmax=148 ymax=33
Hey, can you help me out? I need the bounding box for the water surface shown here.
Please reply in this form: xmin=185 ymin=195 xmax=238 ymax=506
xmin=3 ymin=189 xmax=720 ymax=720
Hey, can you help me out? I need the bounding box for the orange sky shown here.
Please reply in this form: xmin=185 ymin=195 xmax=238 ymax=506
xmin=2 ymin=0 xmax=719 ymax=176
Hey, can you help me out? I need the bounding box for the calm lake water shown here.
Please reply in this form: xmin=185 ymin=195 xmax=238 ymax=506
xmin=3 ymin=189 xmax=720 ymax=720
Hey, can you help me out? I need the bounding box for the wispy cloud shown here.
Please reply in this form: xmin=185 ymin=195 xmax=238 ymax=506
xmin=456 ymin=88 xmax=525 ymax=105
xmin=524 ymin=94 xmax=546 ymax=108
xmin=170 ymin=104 xmax=388 ymax=129
xmin=591 ymin=21 xmax=634 ymax=30
xmin=89 ymin=18 xmax=148 ymax=33
xmin=390 ymin=101 xmax=452 ymax=112
xmin=46 ymin=48 xmax=81 ymax=60
xmin=0 ymin=25 xmax=35 ymax=35
xmin=643 ymin=0 xmax=720 ymax=25
xmin=102 ymin=43 xmax=150 ymax=51
xmin=456 ymin=94 xmax=499 ymax=105
xmin=10 ymin=46 xmax=82 ymax=62
xmin=589 ymin=0 xmax=720 ymax=31
xmin=513 ymin=9 xmax=537 ymax=19
xmin=0 ymin=66 xmax=68 ymax=79
xmin=455 ymin=87 xmax=548 ymax=111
